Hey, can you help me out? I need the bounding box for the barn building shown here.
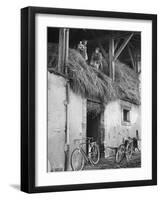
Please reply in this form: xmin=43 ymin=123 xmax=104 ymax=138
xmin=47 ymin=28 xmax=141 ymax=171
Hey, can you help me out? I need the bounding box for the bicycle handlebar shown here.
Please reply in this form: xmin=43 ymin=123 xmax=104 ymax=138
xmin=74 ymin=137 xmax=94 ymax=143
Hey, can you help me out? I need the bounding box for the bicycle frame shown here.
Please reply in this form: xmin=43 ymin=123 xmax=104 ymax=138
xmin=78 ymin=142 xmax=94 ymax=165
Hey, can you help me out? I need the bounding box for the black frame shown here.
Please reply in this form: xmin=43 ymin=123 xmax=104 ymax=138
xmin=21 ymin=6 xmax=157 ymax=193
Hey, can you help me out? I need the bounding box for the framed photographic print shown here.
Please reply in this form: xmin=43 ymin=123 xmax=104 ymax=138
xmin=21 ymin=6 xmax=157 ymax=193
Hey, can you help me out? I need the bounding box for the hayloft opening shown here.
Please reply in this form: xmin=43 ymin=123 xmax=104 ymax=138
xmin=48 ymin=27 xmax=141 ymax=77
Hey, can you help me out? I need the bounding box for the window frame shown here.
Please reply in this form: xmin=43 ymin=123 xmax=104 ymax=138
xmin=121 ymin=105 xmax=131 ymax=126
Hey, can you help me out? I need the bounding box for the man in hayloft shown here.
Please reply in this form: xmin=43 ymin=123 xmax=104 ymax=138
xmin=90 ymin=47 xmax=103 ymax=70
xmin=77 ymin=40 xmax=88 ymax=61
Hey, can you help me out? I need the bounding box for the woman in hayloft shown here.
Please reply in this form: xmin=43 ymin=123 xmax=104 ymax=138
xmin=77 ymin=40 xmax=88 ymax=61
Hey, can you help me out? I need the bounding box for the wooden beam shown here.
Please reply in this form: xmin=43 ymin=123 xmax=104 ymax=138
xmin=58 ymin=28 xmax=65 ymax=73
xmin=127 ymin=45 xmax=136 ymax=72
xmin=87 ymin=98 xmax=102 ymax=104
xmin=114 ymin=38 xmax=120 ymax=51
xmin=134 ymin=51 xmax=141 ymax=74
xmin=112 ymin=39 xmax=115 ymax=81
xmin=113 ymin=33 xmax=134 ymax=61
xmin=64 ymin=28 xmax=69 ymax=74
xmin=87 ymin=31 xmax=138 ymax=45
xmin=109 ymin=36 xmax=115 ymax=81
xmin=58 ymin=28 xmax=69 ymax=74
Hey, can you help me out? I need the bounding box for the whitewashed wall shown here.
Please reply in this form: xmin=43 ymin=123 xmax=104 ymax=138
xmin=48 ymin=72 xmax=86 ymax=171
xmin=48 ymin=72 xmax=67 ymax=171
xmin=104 ymin=100 xmax=141 ymax=157
xmin=68 ymin=91 xmax=87 ymax=170
xmin=48 ymin=72 xmax=141 ymax=165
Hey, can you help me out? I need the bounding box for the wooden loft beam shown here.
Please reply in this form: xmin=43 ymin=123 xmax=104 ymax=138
xmin=109 ymin=36 xmax=115 ymax=81
xmin=86 ymin=31 xmax=139 ymax=47
xmin=58 ymin=28 xmax=65 ymax=73
xmin=127 ymin=44 xmax=136 ymax=72
xmin=87 ymin=31 xmax=136 ymax=45
xmin=113 ymin=31 xmax=140 ymax=39
xmin=113 ymin=32 xmax=131 ymax=39
xmin=113 ymin=33 xmax=134 ymax=61
xmin=58 ymin=28 xmax=69 ymax=74
xmin=87 ymin=98 xmax=102 ymax=104
xmin=64 ymin=28 xmax=69 ymax=74
xmin=114 ymin=38 xmax=120 ymax=51
xmin=111 ymin=38 xmax=115 ymax=81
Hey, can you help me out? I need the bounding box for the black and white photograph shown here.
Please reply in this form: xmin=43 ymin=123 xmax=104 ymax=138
xmin=20 ymin=7 xmax=157 ymax=193
xmin=47 ymin=27 xmax=141 ymax=172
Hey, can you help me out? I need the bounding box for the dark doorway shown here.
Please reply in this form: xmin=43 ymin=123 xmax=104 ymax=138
xmin=87 ymin=100 xmax=102 ymax=145
xmin=87 ymin=100 xmax=105 ymax=157
xmin=87 ymin=113 xmax=101 ymax=143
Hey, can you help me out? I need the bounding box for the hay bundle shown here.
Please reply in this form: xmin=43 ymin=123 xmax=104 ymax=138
xmin=67 ymin=49 xmax=116 ymax=102
xmin=48 ymin=43 xmax=140 ymax=106
xmin=114 ymin=61 xmax=140 ymax=105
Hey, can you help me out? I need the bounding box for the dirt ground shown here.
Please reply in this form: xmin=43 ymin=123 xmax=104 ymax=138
xmin=85 ymin=152 xmax=141 ymax=170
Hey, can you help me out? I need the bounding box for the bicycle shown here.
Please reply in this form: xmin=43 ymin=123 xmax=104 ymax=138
xmin=70 ymin=137 xmax=100 ymax=171
xmin=115 ymin=137 xmax=139 ymax=164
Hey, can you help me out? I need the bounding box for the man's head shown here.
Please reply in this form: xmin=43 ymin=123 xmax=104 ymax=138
xmin=82 ymin=40 xmax=88 ymax=45
xmin=95 ymin=47 xmax=100 ymax=53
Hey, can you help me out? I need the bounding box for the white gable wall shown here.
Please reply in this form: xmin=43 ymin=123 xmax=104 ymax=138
xmin=68 ymin=91 xmax=87 ymax=170
xmin=48 ymin=72 xmax=86 ymax=171
xmin=104 ymin=100 xmax=141 ymax=157
xmin=48 ymin=72 xmax=67 ymax=171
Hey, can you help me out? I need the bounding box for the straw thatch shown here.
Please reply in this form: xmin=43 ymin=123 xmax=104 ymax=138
xmin=87 ymin=101 xmax=104 ymax=117
xmin=114 ymin=61 xmax=140 ymax=105
xmin=48 ymin=43 xmax=140 ymax=107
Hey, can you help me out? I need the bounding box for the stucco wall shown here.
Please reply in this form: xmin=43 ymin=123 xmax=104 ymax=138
xmin=48 ymin=72 xmax=86 ymax=171
xmin=104 ymin=100 xmax=141 ymax=157
xmin=48 ymin=72 xmax=67 ymax=171
xmin=48 ymin=72 xmax=141 ymax=166
xmin=67 ymin=91 xmax=87 ymax=170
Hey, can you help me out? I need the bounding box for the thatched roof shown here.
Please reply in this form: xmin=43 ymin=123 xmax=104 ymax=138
xmin=48 ymin=43 xmax=140 ymax=106
xmin=114 ymin=61 xmax=140 ymax=105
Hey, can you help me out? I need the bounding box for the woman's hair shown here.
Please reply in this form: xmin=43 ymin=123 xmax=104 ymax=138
xmin=82 ymin=40 xmax=87 ymax=44
xmin=95 ymin=47 xmax=100 ymax=51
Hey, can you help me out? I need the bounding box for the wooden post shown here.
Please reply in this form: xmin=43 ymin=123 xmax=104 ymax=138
xmin=112 ymin=38 xmax=115 ymax=81
xmin=64 ymin=81 xmax=70 ymax=171
xmin=58 ymin=28 xmax=69 ymax=74
xmin=64 ymin=28 xmax=69 ymax=74
xmin=114 ymin=33 xmax=134 ymax=61
xmin=127 ymin=45 xmax=136 ymax=72
xmin=58 ymin=28 xmax=70 ymax=170
xmin=58 ymin=28 xmax=65 ymax=73
xmin=109 ymin=36 xmax=115 ymax=81
xmin=114 ymin=38 xmax=120 ymax=51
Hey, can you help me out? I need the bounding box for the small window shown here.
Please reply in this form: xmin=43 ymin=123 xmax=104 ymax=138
xmin=121 ymin=103 xmax=131 ymax=125
xmin=123 ymin=109 xmax=130 ymax=122
xmin=122 ymin=108 xmax=130 ymax=125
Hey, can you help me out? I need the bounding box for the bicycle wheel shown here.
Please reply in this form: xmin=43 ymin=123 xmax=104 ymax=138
xmin=126 ymin=142 xmax=133 ymax=161
xmin=71 ymin=148 xmax=85 ymax=171
xmin=115 ymin=144 xmax=125 ymax=163
xmin=90 ymin=143 xmax=100 ymax=165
